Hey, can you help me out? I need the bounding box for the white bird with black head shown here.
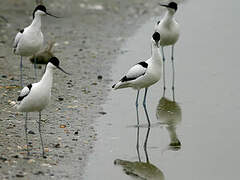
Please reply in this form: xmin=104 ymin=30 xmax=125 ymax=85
xmin=112 ymin=32 xmax=162 ymax=126
xmin=13 ymin=5 xmax=59 ymax=87
xmin=16 ymin=57 xmax=69 ymax=157
xmin=155 ymin=2 xmax=180 ymax=91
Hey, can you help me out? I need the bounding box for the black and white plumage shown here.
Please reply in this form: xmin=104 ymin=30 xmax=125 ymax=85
xmin=13 ymin=5 xmax=58 ymax=87
xmin=17 ymin=57 xmax=69 ymax=157
xmin=17 ymin=84 xmax=32 ymax=101
xmin=155 ymin=2 xmax=180 ymax=90
xmin=117 ymin=61 xmax=148 ymax=84
xmin=112 ymin=32 xmax=162 ymax=126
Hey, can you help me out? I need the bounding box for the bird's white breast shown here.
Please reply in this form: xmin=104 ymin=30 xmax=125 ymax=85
xmin=157 ymin=20 xmax=180 ymax=46
xmin=16 ymin=27 xmax=43 ymax=56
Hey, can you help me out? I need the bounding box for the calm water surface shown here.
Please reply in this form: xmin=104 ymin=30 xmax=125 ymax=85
xmin=84 ymin=0 xmax=240 ymax=179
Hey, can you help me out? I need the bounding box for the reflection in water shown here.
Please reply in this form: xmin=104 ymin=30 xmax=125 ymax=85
xmin=114 ymin=127 xmax=165 ymax=180
xmin=156 ymin=92 xmax=182 ymax=151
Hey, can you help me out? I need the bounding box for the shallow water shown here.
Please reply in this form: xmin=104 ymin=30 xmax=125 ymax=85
xmin=83 ymin=0 xmax=240 ymax=179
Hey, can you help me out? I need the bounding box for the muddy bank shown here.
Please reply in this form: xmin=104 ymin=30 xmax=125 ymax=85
xmin=0 ymin=0 xmax=160 ymax=179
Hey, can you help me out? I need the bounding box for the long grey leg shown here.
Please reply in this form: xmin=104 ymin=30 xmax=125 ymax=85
xmin=38 ymin=112 xmax=45 ymax=157
xmin=34 ymin=55 xmax=38 ymax=81
xmin=143 ymin=88 xmax=150 ymax=127
xmin=25 ymin=112 xmax=30 ymax=155
xmin=171 ymin=45 xmax=175 ymax=91
xmin=136 ymin=90 xmax=140 ymax=126
xmin=161 ymin=47 xmax=166 ymax=90
xmin=20 ymin=56 xmax=23 ymax=87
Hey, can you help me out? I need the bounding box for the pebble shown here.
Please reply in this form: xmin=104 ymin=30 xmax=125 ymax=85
xmin=60 ymin=125 xmax=66 ymax=128
xmin=58 ymin=97 xmax=64 ymax=101
xmin=28 ymin=159 xmax=35 ymax=163
xmin=97 ymin=75 xmax=103 ymax=80
xmin=54 ymin=143 xmax=61 ymax=148
xmin=12 ymin=155 xmax=19 ymax=158
xmin=16 ymin=173 xmax=24 ymax=178
xmin=0 ymin=157 xmax=7 ymax=162
xmin=28 ymin=130 xmax=35 ymax=134
xmin=41 ymin=163 xmax=52 ymax=167
xmin=34 ymin=171 xmax=44 ymax=175
xmin=99 ymin=111 xmax=107 ymax=115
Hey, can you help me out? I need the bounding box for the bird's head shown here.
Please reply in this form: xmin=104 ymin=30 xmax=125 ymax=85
xmin=159 ymin=2 xmax=178 ymax=13
xmin=33 ymin=5 xmax=59 ymax=19
xmin=152 ymin=32 xmax=161 ymax=48
xmin=48 ymin=57 xmax=70 ymax=75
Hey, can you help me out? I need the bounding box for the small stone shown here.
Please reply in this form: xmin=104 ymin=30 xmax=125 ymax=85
xmin=0 ymin=157 xmax=7 ymax=162
xmin=34 ymin=171 xmax=44 ymax=175
xmin=78 ymin=157 xmax=82 ymax=160
xmin=28 ymin=130 xmax=35 ymax=134
xmin=97 ymin=75 xmax=103 ymax=80
xmin=60 ymin=125 xmax=66 ymax=128
xmin=72 ymin=138 xmax=78 ymax=141
xmin=99 ymin=111 xmax=107 ymax=115
xmin=54 ymin=143 xmax=60 ymax=148
xmin=28 ymin=159 xmax=35 ymax=163
xmin=58 ymin=97 xmax=64 ymax=101
xmin=12 ymin=155 xmax=19 ymax=158
xmin=1 ymin=75 xmax=7 ymax=78
xmin=16 ymin=173 xmax=24 ymax=178
xmin=74 ymin=131 xmax=79 ymax=135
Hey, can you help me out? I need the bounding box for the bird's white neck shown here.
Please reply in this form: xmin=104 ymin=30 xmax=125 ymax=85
xmin=30 ymin=15 xmax=42 ymax=29
xmin=40 ymin=65 xmax=53 ymax=90
xmin=164 ymin=10 xmax=175 ymax=22
xmin=151 ymin=44 xmax=162 ymax=63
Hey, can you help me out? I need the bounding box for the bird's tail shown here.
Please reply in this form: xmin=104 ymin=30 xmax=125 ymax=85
xmin=112 ymin=81 xmax=130 ymax=90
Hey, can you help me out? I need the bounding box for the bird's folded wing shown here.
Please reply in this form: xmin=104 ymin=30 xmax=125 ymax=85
xmin=13 ymin=30 xmax=23 ymax=49
xmin=17 ymin=84 xmax=32 ymax=101
xmin=121 ymin=62 xmax=148 ymax=82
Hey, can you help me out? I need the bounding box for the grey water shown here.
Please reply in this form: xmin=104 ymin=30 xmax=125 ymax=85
xmin=83 ymin=0 xmax=240 ymax=179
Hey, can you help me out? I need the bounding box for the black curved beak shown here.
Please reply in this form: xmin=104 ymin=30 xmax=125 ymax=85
xmin=57 ymin=66 xmax=71 ymax=75
xmin=46 ymin=12 xmax=60 ymax=18
xmin=158 ymin=3 xmax=169 ymax=8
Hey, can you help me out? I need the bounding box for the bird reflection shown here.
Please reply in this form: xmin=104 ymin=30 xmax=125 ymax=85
xmin=156 ymin=91 xmax=182 ymax=151
xmin=114 ymin=127 xmax=165 ymax=180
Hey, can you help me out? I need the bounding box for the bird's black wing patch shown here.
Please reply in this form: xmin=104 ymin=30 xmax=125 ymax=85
xmin=17 ymin=84 xmax=32 ymax=101
xmin=120 ymin=75 xmax=136 ymax=82
xmin=157 ymin=20 xmax=161 ymax=25
xmin=138 ymin=61 xmax=148 ymax=68
xmin=13 ymin=29 xmax=24 ymax=50
xmin=120 ymin=61 xmax=148 ymax=82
